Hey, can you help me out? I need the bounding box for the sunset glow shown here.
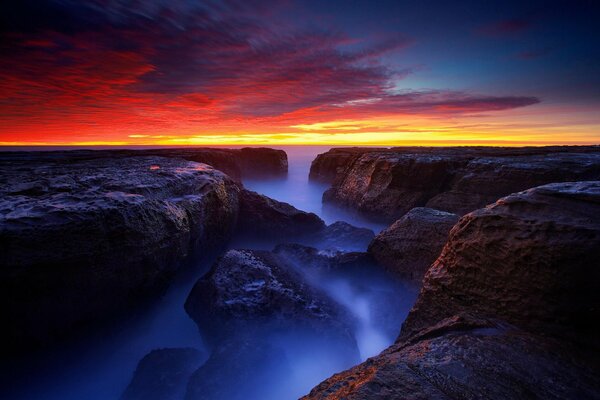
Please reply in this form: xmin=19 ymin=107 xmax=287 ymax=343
xmin=1 ymin=1 xmax=599 ymax=146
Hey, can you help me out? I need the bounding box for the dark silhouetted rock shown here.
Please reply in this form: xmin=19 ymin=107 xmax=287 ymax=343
xmin=302 ymin=181 xmax=600 ymax=399
xmin=185 ymin=338 xmax=291 ymax=400
xmin=0 ymin=155 xmax=240 ymax=355
xmin=312 ymin=146 xmax=600 ymax=222
xmin=236 ymin=189 xmax=326 ymax=241
xmin=121 ymin=348 xmax=205 ymax=400
xmin=368 ymin=207 xmax=459 ymax=281
xmin=184 ymin=249 xmax=358 ymax=353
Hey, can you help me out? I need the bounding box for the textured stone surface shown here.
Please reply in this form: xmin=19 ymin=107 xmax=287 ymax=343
xmin=121 ymin=348 xmax=205 ymax=400
xmin=0 ymin=155 xmax=240 ymax=354
xmin=303 ymin=181 xmax=600 ymax=399
xmin=401 ymin=181 xmax=600 ymax=344
xmin=312 ymin=146 xmax=600 ymax=222
xmin=302 ymin=315 xmax=600 ymax=400
xmin=368 ymin=207 xmax=459 ymax=281
xmin=184 ymin=249 xmax=358 ymax=351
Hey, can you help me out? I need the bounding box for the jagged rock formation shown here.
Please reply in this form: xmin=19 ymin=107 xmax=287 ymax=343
xmin=0 ymin=155 xmax=240 ymax=355
xmin=368 ymin=207 xmax=459 ymax=281
xmin=121 ymin=348 xmax=205 ymax=400
xmin=311 ymin=146 xmax=600 ymax=222
xmin=302 ymin=181 xmax=600 ymax=399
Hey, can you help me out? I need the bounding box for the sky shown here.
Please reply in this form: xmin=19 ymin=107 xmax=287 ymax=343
xmin=0 ymin=0 xmax=599 ymax=146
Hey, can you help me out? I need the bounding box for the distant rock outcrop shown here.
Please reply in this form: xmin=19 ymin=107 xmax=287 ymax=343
xmin=368 ymin=207 xmax=459 ymax=281
xmin=311 ymin=146 xmax=600 ymax=222
xmin=0 ymin=155 xmax=240 ymax=355
xmin=0 ymin=146 xmax=288 ymax=182
xmin=302 ymin=181 xmax=600 ymax=399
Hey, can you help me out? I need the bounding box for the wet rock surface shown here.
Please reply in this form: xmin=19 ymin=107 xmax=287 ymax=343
xmin=184 ymin=249 xmax=358 ymax=351
xmin=121 ymin=348 xmax=205 ymax=400
xmin=368 ymin=207 xmax=459 ymax=281
xmin=303 ymin=181 xmax=600 ymax=399
xmin=0 ymin=154 xmax=241 ymax=355
xmin=312 ymin=146 xmax=600 ymax=222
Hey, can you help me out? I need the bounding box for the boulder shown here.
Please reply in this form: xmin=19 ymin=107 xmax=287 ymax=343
xmin=0 ymin=155 xmax=240 ymax=355
xmin=184 ymin=249 xmax=358 ymax=354
xmin=236 ymin=189 xmax=326 ymax=241
xmin=368 ymin=208 xmax=459 ymax=281
xmin=302 ymin=315 xmax=600 ymax=400
xmin=314 ymin=146 xmax=600 ymax=222
xmin=401 ymin=181 xmax=600 ymax=344
xmin=121 ymin=348 xmax=205 ymax=400
xmin=302 ymin=181 xmax=600 ymax=399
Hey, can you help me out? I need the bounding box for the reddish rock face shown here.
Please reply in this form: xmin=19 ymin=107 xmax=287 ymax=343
xmin=312 ymin=146 xmax=600 ymax=222
xmin=302 ymin=181 xmax=600 ymax=399
xmin=368 ymin=207 xmax=459 ymax=282
xmin=302 ymin=315 xmax=600 ymax=400
xmin=401 ymin=181 xmax=600 ymax=344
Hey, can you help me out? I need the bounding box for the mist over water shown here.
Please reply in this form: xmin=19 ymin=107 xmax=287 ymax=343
xmin=1 ymin=146 xmax=416 ymax=400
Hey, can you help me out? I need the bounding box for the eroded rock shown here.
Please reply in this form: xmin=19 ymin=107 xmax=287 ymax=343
xmin=313 ymin=146 xmax=600 ymax=222
xmin=303 ymin=181 xmax=600 ymax=399
xmin=368 ymin=207 xmax=459 ymax=281
xmin=0 ymin=155 xmax=240 ymax=355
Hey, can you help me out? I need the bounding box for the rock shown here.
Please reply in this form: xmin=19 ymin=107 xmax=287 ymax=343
xmin=313 ymin=146 xmax=600 ymax=222
xmin=0 ymin=146 xmax=288 ymax=182
xmin=184 ymin=249 xmax=358 ymax=354
xmin=368 ymin=208 xmax=459 ymax=281
xmin=302 ymin=315 xmax=600 ymax=400
xmin=309 ymin=147 xmax=386 ymax=183
xmin=0 ymin=155 xmax=240 ymax=355
xmin=401 ymin=181 xmax=600 ymax=344
xmin=236 ymin=189 xmax=326 ymax=241
xmin=273 ymin=243 xmax=376 ymax=276
xmin=314 ymin=221 xmax=375 ymax=251
xmin=302 ymin=181 xmax=600 ymax=399
xmin=121 ymin=348 xmax=205 ymax=400
xmin=184 ymin=338 xmax=291 ymax=400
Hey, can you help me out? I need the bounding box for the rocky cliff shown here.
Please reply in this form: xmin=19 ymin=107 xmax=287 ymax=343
xmin=311 ymin=146 xmax=600 ymax=222
xmin=302 ymin=181 xmax=600 ymax=399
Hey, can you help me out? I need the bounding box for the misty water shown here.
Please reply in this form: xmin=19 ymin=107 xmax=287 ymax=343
xmin=2 ymin=146 xmax=417 ymax=400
